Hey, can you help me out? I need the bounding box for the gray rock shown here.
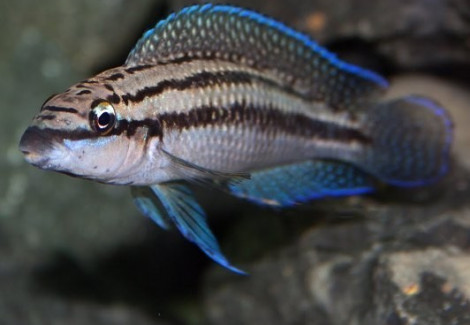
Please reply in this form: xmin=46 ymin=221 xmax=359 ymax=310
xmin=205 ymin=211 xmax=470 ymax=324
xmin=0 ymin=259 xmax=168 ymax=325
xmin=203 ymin=76 xmax=470 ymax=325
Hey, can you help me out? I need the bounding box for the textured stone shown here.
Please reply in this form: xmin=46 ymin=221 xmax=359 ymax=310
xmin=203 ymin=76 xmax=470 ymax=324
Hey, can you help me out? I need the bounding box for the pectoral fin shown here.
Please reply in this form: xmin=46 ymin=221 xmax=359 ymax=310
xmin=162 ymin=148 xmax=250 ymax=181
xmin=133 ymin=182 xmax=245 ymax=274
xmin=228 ymin=160 xmax=376 ymax=207
xmin=131 ymin=186 xmax=172 ymax=230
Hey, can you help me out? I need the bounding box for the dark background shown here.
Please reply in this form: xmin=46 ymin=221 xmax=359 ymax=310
xmin=1 ymin=0 xmax=470 ymax=324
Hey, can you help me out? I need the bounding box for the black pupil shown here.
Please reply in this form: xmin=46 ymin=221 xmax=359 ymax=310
xmin=98 ymin=112 xmax=111 ymax=127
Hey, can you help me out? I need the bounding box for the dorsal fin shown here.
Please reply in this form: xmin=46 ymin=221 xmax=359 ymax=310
xmin=125 ymin=4 xmax=388 ymax=110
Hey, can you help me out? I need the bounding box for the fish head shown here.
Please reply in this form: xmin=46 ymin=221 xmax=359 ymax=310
xmin=19 ymin=72 xmax=160 ymax=184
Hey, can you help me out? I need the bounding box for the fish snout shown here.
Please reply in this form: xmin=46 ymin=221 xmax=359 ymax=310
xmin=19 ymin=127 xmax=55 ymax=168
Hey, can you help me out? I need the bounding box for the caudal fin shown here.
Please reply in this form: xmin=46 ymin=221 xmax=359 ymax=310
xmin=364 ymin=96 xmax=453 ymax=187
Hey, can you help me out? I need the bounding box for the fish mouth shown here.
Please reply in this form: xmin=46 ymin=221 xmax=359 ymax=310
xmin=19 ymin=126 xmax=62 ymax=169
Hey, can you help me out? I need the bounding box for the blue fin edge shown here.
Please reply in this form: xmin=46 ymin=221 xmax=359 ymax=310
xmin=150 ymin=184 xmax=247 ymax=275
xmin=381 ymin=96 xmax=453 ymax=188
xmin=233 ymin=185 xmax=374 ymax=207
xmin=134 ymin=4 xmax=388 ymax=88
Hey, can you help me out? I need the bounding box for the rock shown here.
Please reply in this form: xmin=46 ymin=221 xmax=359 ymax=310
xmin=205 ymin=209 xmax=470 ymax=324
xmin=203 ymin=76 xmax=470 ymax=324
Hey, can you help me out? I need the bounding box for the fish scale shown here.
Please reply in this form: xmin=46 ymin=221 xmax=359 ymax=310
xmin=128 ymin=5 xmax=388 ymax=109
xmin=19 ymin=4 xmax=452 ymax=273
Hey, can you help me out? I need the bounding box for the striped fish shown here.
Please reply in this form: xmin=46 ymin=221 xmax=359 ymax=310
xmin=19 ymin=4 xmax=452 ymax=273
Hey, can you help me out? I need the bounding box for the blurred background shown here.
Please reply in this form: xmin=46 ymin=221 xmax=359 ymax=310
xmin=1 ymin=0 xmax=470 ymax=324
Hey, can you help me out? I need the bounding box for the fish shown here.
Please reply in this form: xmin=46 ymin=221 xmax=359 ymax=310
xmin=19 ymin=4 xmax=453 ymax=274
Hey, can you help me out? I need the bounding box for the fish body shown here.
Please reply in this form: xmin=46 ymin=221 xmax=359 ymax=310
xmin=19 ymin=4 xmax=453 ymax=273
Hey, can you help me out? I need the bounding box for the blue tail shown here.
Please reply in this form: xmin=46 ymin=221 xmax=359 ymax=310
xmin=363 ymin=96 xmax=453 ymax=187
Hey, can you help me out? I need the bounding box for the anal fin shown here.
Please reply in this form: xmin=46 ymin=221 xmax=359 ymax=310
xmin=228 ymin=160 xmax=376 ymax=207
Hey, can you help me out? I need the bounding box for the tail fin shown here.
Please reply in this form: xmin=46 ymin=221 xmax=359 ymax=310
xmin=363 ymin=96 xmax=453 ymax=187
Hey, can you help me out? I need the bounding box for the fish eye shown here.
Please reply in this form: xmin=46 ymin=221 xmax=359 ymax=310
xmin=90 ymin=101 xmax=116 ymax=134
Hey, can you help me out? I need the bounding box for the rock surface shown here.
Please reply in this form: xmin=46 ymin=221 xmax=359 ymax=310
xmin=1 ymin=1 xmax=470 ymax=325
xmin=203 ymin=76 xmax=470 ymax=324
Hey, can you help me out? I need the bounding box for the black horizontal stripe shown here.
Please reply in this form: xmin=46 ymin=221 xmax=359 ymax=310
xmin=121 ymin=70 xmax=253 ymax=105
xmin=114 ymin=103 xmax=369 ymax=144
xmin=113 ymin=118 xmax=162 ymax=138
xmin=120 ymin=68 xmax=310 ymax=106
xmin=23 ymin=126 xmax=95 ymax=142
xmin=156 ymin=102 xmax=371 ymax=145
xmin=41 ymin=106 xmax=78 ymax=114
xmin=24 ymin=118 xmax=162 ymax=142
xmin=154 ymin=52 xmax=248 ymax=69
xmin=36 ymin=115 xmax=56 ymax=121
xmin=128 ymin=54 xmax=372 ymax=111
xmin=29 ymin=103 xmax=369 ymax=147
xmin=172 ymin=53 xmax=385 ymax=112
xmin=121 ymin=60 xmax=344 ymax=109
